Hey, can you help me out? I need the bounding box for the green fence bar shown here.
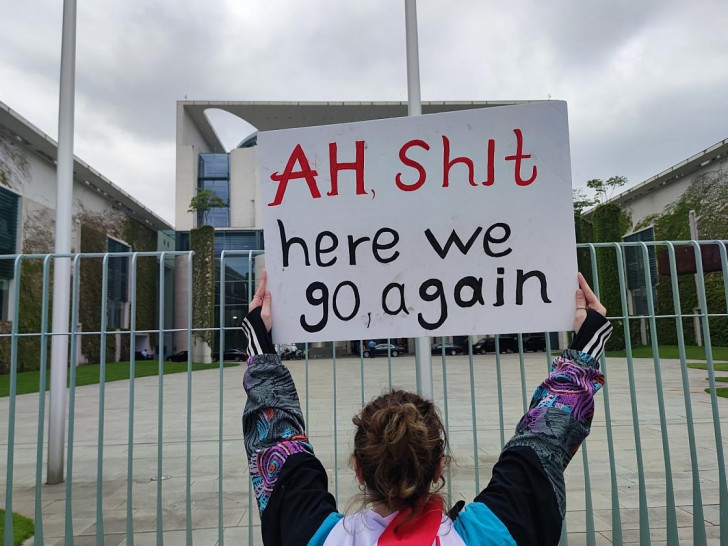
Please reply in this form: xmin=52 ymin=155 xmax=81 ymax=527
xmin=359 ymin=339 xmax=365 ymax=407
xmin=246 ymin=251 xmax=255 ymax=546
xmin=494 ymin=337 xmax=505 ymax=449
xmin=64 ymin=254 xmax=82 ymax=544
xmin=95 ymin=254 xmax=110 ymax=545
xmin=586 ymin=243 xmax=622 ymax=545
xmin=333 ymin=343 xmax=339 ymax=502
xmin=387 ymin=337 xmax=393 ymax=388
xmin=691 ymin=241 xmax=728 ymax=546
xmin=581 ymin=441 xmax=596 ymax=546
xmin=305 ymin=343 xmax=310 ymax=429
xmin=517 ymin=333 xmax=527 ymax=414
xmin=639 ymin=242 xmax=679 ymax=545
xmin=33 ymin=255 xmax=53 ymax=545
xmin=127 ymin=254 xmax=139 ymax=545
xmin=156 ymin=251 xmax=167 ymax=544
xmin=466 ymin=336 xmax=480 ymax=495
xmin=186 ymin=251 xmax=194 ymax=546
xmin=218 ymin=251 xmax=227 ymax=546
xmin=439 ymin=338 xmax=453 ymax=502
xmin=713 ymin=240 xmax=728 ymax=546
xmin=414 ymin=337 xmax=420 ymax=396
xmin=665 ymin=242 xmax=707 ymax=545
xmin=614 ymin=243 xmax=651 ymax=545
xmin=3 ymin=256 xmax=22 ymax=545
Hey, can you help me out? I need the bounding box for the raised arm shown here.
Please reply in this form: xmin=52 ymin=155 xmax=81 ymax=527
xmin=241 ymin=272 xmax=339 ymax=546
xmin=455 ymin=273 xmax=612 ymax=545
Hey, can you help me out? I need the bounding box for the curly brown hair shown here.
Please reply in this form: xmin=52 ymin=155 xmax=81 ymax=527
xmin=351 ymin=389 xmax=450 ymax=516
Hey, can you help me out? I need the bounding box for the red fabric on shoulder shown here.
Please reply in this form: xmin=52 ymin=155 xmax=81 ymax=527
xmin=378 ymin=498 xmax=443 ymax=545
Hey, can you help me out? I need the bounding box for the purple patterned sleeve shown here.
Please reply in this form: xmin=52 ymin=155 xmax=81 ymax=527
xmin=503 ymin=313 xmax=611 ymax=516
xmin=242 ymin=353 xmax=314 ymax=514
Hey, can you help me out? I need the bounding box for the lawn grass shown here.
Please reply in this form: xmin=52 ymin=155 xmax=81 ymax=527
xmin=0 ymin=360 xmax=239 ymax=398
xmin=605 ymin=345 xmax=728 ymax=361
xmin=687 ymin=362 xmax=728 ymax=372
xmin=0 ymin=509 xmax=34 ymax=545
xmin=685 ymin=362 xmax=728 ymax=397
xmin=708 ymin=388 xmax=728 ymax=398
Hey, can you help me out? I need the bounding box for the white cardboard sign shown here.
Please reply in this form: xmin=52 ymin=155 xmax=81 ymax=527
xmin=258 ymin=102 xmax=577 ymax=343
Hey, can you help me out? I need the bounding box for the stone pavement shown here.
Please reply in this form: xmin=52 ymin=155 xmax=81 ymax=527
xmin=1 ymin=352 xmax=726 ymax=545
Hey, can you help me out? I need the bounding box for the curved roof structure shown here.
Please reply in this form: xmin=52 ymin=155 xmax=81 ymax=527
xmin=177 ymin=100 xmax=535 ymax=153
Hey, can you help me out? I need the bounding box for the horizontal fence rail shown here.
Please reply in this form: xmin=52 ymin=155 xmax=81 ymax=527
xmin=0 ymin=242 xmax=727 ymax=545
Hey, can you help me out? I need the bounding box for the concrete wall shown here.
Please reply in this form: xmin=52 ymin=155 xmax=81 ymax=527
xmin=175 ymin=105 xmax=217 ymax=231
xmin=175 ymin=144 xmax=199 ymax=231
xmin=229 ymin=147 xmax=259 ymax=228
xmin=620 ymin=155 xmax=728 ymax=231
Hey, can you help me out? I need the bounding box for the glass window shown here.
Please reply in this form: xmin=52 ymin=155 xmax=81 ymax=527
xmin=201 ymin=207 xmax=229 ymax=228
xmin=199 ymin=154 xmax=230 ymax=178
xmin=0 ymin=278 xmax=8 ymax=321
xmin=623 ymin=227 xmax=656 ymax=315
xmin=213 ymin=231 xmax=260 ymax=256
xmin=176 ymin=231 xmax=190 ymax=252
xmin=0 ymin=186 xmax=20 ymax=281
xmin=107 ymin=238 xmax=130 ymax=328
xmin=210 ymin=231 xmax=264 ymax=353
xmin=198 ymin=154 xmax=230 ymax=228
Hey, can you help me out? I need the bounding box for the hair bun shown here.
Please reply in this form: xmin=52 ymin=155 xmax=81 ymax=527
xmin=376 ymin=403 xmax=426 ymax=448
xmin=352 ymin=390 xmax=449 ymax=510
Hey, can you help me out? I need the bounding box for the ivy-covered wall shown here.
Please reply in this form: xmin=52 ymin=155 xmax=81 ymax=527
xmin=123 ymin=217 xmax=158 ymax=352
xmin=190 ymin=225 xmax=215 ymax=351
xmin=0 ymin=129 xmax=165 ymax=373
xmin=574 ymin=213 xmax=594 ymax=286
xmin=636 ymin=167 xmax=728 ymax=347
xmin=79 ymin=222 xmax=115 ymax=363
xmin=0 ymin=207 xmax=57 ymax=374
xmin=590 ymin=203 xmax=631 ymax=349
xmin=78 ymin=214 xmax=160 ymax=365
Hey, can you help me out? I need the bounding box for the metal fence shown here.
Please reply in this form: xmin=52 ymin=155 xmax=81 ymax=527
xmin=1 ymin=241 xmax=727 ymax=545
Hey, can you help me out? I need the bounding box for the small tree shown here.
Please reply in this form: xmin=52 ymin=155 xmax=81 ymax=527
xmin=572 ymin=188 xmax=598 ymax=215
xmin=188 ymin=189 xmax=228 ymax=225
xmin=586 ymin=175 xmax=628 ymax=205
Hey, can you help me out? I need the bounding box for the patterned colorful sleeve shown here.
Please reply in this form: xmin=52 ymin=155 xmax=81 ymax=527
xmin=242 ymin=353 xmax=314 ymax=513
xmin=502 ymin=310 xmax=612 ymax=516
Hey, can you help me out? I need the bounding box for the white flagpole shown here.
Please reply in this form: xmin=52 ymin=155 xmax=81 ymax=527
xmin=404 ymin=0 xmax=433 ymax=399
xmin=48 ymin=0 xmax=77 ymax=484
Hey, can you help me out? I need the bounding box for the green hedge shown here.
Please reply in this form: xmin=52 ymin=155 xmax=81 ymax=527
xmin=190 ymin=225 xmax=215 ymax=349
xmin=590 ymin=203 xmax=631 ymax=349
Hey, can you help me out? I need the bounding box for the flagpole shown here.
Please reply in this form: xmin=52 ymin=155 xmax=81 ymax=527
xmin=48 ymin=0 xmax=77 ymax=484
xmin=404 ymin=0 xmax=433 ymax=399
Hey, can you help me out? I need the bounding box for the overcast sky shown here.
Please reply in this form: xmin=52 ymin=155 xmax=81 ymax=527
xmin=2 ymin=0 xmax=727 ymax=225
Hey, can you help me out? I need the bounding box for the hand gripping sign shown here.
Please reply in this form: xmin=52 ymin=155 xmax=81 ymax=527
xmin=258 ymin=102 xmax=577 ymax=343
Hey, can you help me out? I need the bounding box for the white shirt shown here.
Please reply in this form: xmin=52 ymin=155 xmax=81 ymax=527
xmin=322 ymin=509 xmax=467 ymax=546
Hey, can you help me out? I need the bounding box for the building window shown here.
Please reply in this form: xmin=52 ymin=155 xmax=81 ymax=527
xmin=107 ymin=238 xmax=130 ymax=329
xmin=623 ymin=227 xmax=657 ymax=315
xmin=0 ymin=186 xmax=20 ymax=321
xmin=176 ymin=231 xmax=190 ymax=252
xmin=198 ymin=154 xmax=230 ymax=228
xmin=212 ymin=230 xmax=263 ymax=352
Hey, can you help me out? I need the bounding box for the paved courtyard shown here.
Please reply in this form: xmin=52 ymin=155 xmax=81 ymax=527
xmin=1 ymin=352 xmax=727 ymax=544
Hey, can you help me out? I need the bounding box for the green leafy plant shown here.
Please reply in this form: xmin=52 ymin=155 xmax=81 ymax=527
xmin=586 ymin=175 xmax=628 ymax=205
xmin=188 ymin=189 xmax=228 ymax=225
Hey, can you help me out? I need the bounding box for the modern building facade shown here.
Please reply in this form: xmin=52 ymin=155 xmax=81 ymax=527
xmin=0 ymin=100 xmax=174 ymax=367
xmin=585 ymin=137 xmax=728 ymax=345
xmin=601 ymin=138 xmax=728 ymax=229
